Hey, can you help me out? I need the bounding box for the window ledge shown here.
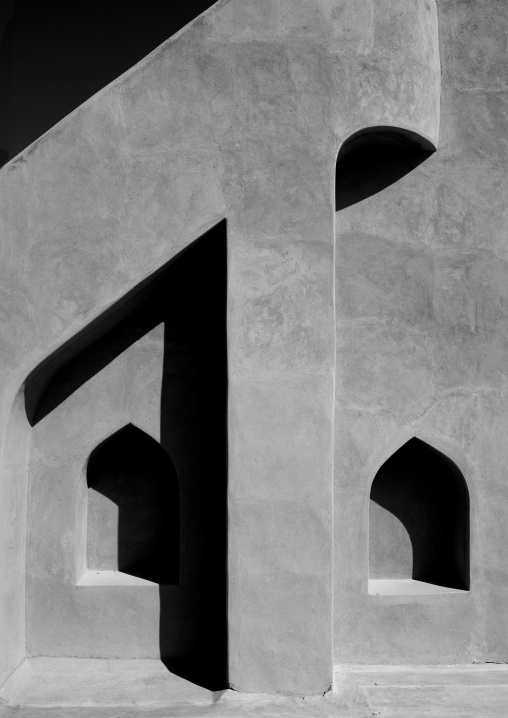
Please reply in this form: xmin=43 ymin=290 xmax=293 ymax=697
xmin=77 ymin=570 xmax=159 ymax=587
xmin=369 ymin=579 xmax=468 ymax=596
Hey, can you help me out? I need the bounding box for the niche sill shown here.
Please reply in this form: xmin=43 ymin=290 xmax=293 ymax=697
xmin=369 ymin=579 xmax=468 ymax=596
xmin=77 ymin=570 xmax=158 ymax=587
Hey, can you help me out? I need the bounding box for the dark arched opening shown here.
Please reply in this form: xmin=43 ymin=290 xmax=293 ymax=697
xmin=87 ymin=424 xmax=179 ymax=584
xmin=336 ymin=126 xmax=435 ymax=211
xmin=369 ymin=438 xmax=469 ymax=591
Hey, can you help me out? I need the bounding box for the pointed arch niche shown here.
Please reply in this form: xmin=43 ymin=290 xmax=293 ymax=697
xmin=369 ymin=438 xmax=470 ymax=595
xmin=86 ymin=424 xmax=180 ymax=584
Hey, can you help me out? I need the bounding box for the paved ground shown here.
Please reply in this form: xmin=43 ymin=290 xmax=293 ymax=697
xmin=0 ymin=660 xmax=507 ymax=717
xmin=338 ymin=664 xmax=508 ymax=717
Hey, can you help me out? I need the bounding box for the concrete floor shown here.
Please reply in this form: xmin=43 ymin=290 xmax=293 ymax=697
xmin=338 ymin=664 xmax=508 ymax=717
xmin=0 ymin=660 xmax=506 ymax=717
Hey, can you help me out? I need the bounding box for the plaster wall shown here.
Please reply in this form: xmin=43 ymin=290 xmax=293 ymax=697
xmin=0 ymin=0 xmax=441 ymax=696
xmin=334 ymin=0 xmax=508 ymax=664
xmin=27 ymin=325 xmax=168 ymax=658
xmin=25 ymin=231 xmax=228 ymax=688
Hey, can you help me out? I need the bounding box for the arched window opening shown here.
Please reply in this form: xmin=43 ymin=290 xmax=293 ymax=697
xmin=336 ymin=126 xmax=435 ymax=211
xmin=369 ymin=438 xmax=469 ymax=594
xmin=87 ymin=425 xmax=179 ymax=584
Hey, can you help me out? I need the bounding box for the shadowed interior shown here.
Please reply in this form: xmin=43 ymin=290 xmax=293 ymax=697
xmin=336 ymin=126 xmax=435 ymax=211
xmin=369 ymin=438 xmax=470 ymax=590
xmin=87 ymin=425 xmax=180 ymax=584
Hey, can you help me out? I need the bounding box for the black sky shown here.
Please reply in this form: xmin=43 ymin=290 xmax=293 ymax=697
xmin=0 ymin=1 xmax=217 ymax=166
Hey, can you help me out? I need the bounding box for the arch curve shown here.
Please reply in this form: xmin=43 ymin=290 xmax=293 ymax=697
xmin=336 ymin=126 xmax=435 ymax=212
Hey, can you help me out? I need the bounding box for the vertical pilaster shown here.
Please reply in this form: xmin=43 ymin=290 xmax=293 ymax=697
xmin=225 ymin=138 xmax=335 ymax=694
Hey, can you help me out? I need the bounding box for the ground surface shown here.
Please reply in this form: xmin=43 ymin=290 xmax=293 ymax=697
xmin=0 ymin=660 xmax=507 ymax=717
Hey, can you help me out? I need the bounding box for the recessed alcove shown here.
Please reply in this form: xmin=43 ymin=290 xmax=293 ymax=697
xmin=336 ymin=126 xmax=435 ymax=211
xmin=23 ymin=220 xmax=228 ymax=690
xmin=369 ymin=438 xmax=469 ymax=595
xmin=86 ymin=424 xmax=180 ymax=585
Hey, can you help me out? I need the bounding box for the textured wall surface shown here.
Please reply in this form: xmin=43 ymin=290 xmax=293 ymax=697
xmin=11 ymin=0 xmax=508 ymax=698
xmin=24 ymin=229 xmax=228 ymax=690
xmin=334 ymin=0 xmax=508 ymax=665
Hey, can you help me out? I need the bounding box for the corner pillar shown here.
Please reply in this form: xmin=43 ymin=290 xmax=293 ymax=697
xmin=226 ymin=142 xmax=335 ymax=695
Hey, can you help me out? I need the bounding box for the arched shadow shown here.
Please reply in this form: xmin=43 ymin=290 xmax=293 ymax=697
xmin=369 ymin=438 xmax=469 ymax=590
xmin=24 ymin=220 xmax=228 ymax=690
xmin=87 ymin=425 xmax=180 ymax=584
xmin=336 ymin=126 xmax=435 ymax=211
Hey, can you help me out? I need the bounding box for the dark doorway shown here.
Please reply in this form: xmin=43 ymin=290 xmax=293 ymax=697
xmin=336 ymin=126 xmax=435 ymax=211
xmin=25 ymin=220 xmax=228 ymax=690
xmin=369 ymin=438 xmax=470 ymax=590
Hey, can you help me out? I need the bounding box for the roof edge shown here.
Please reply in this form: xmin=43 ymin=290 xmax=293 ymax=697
xmin=1 ymin=0 xmax=228 ymax=172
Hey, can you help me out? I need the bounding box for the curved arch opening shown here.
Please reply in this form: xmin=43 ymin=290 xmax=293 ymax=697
xmin=87 ymin=424 xmax=180 ymax=584
xmin=336 ymin=126 xmax=435 ymax=211
xmin=369 ymin=438 xmax=469 ymax=593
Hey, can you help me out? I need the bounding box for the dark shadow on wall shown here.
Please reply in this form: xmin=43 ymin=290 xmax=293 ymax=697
xmin=24 ymin=220 xmax=228 ymax=690
xmin=336 ymin=127 xmax=435 ymax=211
xmin=369 ymin=438 xmax=470 ymax=590
xmin=87 ymin=425 xmax=180 ymax=584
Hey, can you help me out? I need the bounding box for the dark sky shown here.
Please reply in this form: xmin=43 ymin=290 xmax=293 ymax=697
xmin=0 ymin=1 xmax=216 ymax=166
